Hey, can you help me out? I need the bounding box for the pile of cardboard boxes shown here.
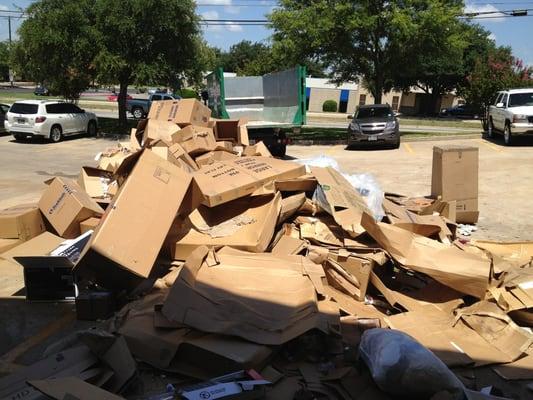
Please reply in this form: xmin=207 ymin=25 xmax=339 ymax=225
xmin=0 ymin=99 xmax=532 ymax=399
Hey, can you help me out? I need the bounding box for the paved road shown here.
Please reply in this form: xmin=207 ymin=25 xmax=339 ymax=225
xmin=1 ymin=133 xmax=532 ymax=241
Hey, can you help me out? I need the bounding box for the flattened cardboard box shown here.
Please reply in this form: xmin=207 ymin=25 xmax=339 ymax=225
xmin=148 ymin=99 xmax=211 ymax=127
xmin=171 ymin=193 xmax=281 ymax=260
xmin=39 ymin=177 xmax=104 ymax=239
xmin=0 ymin=203 xmax=45 ymax=241
xmin=75 ymin=150 xmax=192 ymax=290
xmin=172 ymin=124 xmax=217 ymax=156
xmin=431 ymin=145 xmax=478 ymax=201
xmin=194 ymin=157 xmax=305 ymax=207
xmin=195 ymin=150 xmax=239 ymax=167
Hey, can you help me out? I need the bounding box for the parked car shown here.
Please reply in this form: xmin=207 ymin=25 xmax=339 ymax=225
xmin=5 ymin=100 xmax=98 ymax=143
xmin=148 ymin=88 xmax=172 ymax=95
xmin=33 ymin=86 xmax=49 ymax=96
xmin=440 ymin=104 xmax=479 ymax=119
xmin=126 ymin=93 xmax=181 ymax=119
xmin=107 ymin=93 xmax=133 ymax=102
xmin=488 ymin=88 xmax=533 ymax=145
xmin=347 ymin=104 xmax=400 ymax=148
xmin=0 ymin=103 xmax=10 ymax=133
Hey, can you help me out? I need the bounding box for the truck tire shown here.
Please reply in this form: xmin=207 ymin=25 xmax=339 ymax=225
xmin=504 ymin=123 xmax=513 ymax=146
xmin=132 ymin=107 xmax=144 ymax=119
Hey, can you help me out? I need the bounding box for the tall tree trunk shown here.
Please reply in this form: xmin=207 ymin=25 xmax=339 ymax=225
xmin=117 ymin=80 xmax=129 ymax=129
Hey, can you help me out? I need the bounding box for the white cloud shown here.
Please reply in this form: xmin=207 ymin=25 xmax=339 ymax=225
xmin=0 ymin=5 xmax=9 ymax=11
xmin=464 ymin=3 xmax=506 ymax=22
xmin=201 ymin=9 xmax=243 ymax=32
xmin=224 ymin=5 xmax=241 ymax=15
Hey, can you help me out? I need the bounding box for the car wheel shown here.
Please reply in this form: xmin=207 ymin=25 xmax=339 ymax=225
xmin=132 ymin=107 xmax=144 ymax=119
xmin=504 ymin=123 xmax=513 ymax=146
xmin=87 ymin=120 xmax=97 ymax=137
xmin=50 ymin=125 xmax=63 ymax=143
xmin=487 ymin=118 xmax=495 ymax=138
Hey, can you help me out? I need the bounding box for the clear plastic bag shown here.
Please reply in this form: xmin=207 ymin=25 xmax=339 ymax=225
xmin=359 ymin=328 xmax=466 ymax=400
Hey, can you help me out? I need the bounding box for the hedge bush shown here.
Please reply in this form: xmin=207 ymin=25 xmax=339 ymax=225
xmin=322 ymin=100 xmax=338 ymax=112
xmin=176 ymin=88 xmax=199 ymax=99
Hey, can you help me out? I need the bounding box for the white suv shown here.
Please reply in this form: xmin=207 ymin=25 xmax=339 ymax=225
xmin=488 ymin=89 xmax=533 ymax=145
xmin=5 ymin=100 xmax=98 ymax=143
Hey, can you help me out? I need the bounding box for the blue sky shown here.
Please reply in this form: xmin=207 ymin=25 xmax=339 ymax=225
xmin=1 ymin=1 xmax=531 ymax=66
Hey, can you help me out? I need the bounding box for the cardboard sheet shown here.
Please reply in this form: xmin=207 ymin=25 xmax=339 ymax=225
xmin=362 ymin=213 xmax=490 ymax=298
xmin=162 ymin=246 xmax=336 ymax=345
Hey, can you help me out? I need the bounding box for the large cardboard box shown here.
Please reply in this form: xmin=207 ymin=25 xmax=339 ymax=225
xmin=193 ymin=157 xmax=306 ymax=207
xmin=0 ymin=204 xmax=45 ymax=241
xmin=431 ymin=145 xmax=479 ymax=223
xmin=171 ymin=125 xmax=216 ymax=156
xmin=171 ymin=193 xmax=281 ymax=260
xmin=75 ymin=150 xmax=192 ymax=290
xmin=212 ymin=119 xmax=249 ymax=145
xmin=77 ymin=167 xmax=117 ymax=199
xmin=38 ymin=178 xmax=104 ymax=239
xmin=148 ymin=99 xmax=211 ymax=127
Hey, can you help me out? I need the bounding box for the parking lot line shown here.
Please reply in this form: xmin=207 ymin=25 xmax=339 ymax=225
xmin=478 ymin=139 xmax=503 ymax=152
xmin=403 ymin=143 xmax=415 ymax=154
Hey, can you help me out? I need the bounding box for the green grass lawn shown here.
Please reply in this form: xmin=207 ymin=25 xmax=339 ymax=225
xmin=98 ymin=117 xmax=137 ymax=136
xmin=399 ymin=117 xmax=481 ymax=128
xmin=0 ymin=92 xmax=119 ymax=111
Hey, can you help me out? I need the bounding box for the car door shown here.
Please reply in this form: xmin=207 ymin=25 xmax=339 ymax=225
xmin=68 ymin=104 xmax=89 ymax=133
xmin=492 ymin=93 xmax=503 ymax=129
xmin=497 ymin=93 xmax=509 ymax=130
xmin=0 ymin=105 xmax=8 ymax=132
xmin=59 ymin=103 xmax=84 ymax=134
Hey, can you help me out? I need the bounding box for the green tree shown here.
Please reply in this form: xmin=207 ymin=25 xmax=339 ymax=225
xmin=0 ymin=41 xmax=10 ymax=81
xmin=270 ymin=0 xmax=468 ymax=104
xmin=94 ymin=0 xmax=203 ymax=127
xmin=457 ymin=46 xmax=533 ymax=129
xmin=12 ymin=0 xmax=98 ymax=99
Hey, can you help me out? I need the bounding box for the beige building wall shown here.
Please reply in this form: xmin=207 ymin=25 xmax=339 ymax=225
xmin=352 ymin=88 xmax=403 ymax=109
xmin=347 ymin=91 xmax=359 ymax=114
xmin=400 ymin=92 xmax=416 ymax=108
xmin=308 ymin=88 xmax=340 ymax=112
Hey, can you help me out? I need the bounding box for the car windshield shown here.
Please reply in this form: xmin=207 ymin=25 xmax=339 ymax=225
xmin=355 ymin=107 xmax=393 ymax=119
xmin=10 ymin=103 xmax=38 ymax=114
xmin=508 ymin=93 xmax=533 ymax=107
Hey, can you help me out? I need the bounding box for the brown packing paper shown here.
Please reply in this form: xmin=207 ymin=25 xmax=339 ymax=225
xmin=38 ymin=177 xmax=104 ymax=239
xmin=162 ymin=246 xmax=337 ymax=345
xmin=361 ymin=213 xmax=490 ymax=298
xmin=170 ymin=193 xmax=281 ymax=260
xmin=311 ymin=167 xmax=372 ymax=237
xmin=0 ymin=203 xmax=45 ymax=241
xmin=75 ymin=150 xmax=192 ymax=290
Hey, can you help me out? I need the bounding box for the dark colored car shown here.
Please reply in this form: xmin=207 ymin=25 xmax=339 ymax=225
xmin=440 ymin=104 xmax=479 ymax=119
xmin=34 ymin=86 xmax=49 ymax=96
xmin=347 ymin=104 xmax=400 ymax=148
xmin=126 ymin=93 xmax=181 ymax=119
xmin=0 ymin=103 xmax=10 ymax=133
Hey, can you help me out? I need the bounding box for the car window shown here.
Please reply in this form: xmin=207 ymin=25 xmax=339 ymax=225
xmin=501 ymin=94 xmax=509 ymax=107
xmin=355 ymin=107 xmax=393 ymax=119
xmin=10 ymin=103 xmax=39 ymax=114
xmin=46 ymin=103 xmax=64 ymax=114
xmin=0 ymin=105 xmax=8 ymax=114
xmin=163 ymin=95 xmax=173 ymax=100
xmin=62 ymin=103 xmax=82 ymax=113
xmin=152 ymin=95 xmax=162 ymax=101
xmin=508 ymin=92 xmax=533 ymax=107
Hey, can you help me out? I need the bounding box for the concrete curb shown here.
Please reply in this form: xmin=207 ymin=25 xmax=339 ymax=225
xmin=290 ymin=134 xmax=481 ymax=146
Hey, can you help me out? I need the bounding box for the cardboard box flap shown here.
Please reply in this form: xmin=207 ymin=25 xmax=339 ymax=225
xmin=362 ymin=213 xmax=490 ymax=298
xmin=311 ymin=167 xmax=372 ymax=237
xmin=28 ymin=377 xmax=122 ymax=400
xmin=77 ymin=167 xmax=116 ymax=199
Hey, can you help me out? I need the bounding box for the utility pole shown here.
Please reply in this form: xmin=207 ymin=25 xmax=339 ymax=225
xmin=8 ymin=16 xmax=13 ymax=87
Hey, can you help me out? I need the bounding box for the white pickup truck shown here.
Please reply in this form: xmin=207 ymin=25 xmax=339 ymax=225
xmin=488 ymin=88 xmax=533 ymax=145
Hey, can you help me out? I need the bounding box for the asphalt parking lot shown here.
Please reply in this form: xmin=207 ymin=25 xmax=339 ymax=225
xmin=1 ymin=133 xmax=532 ymax=241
